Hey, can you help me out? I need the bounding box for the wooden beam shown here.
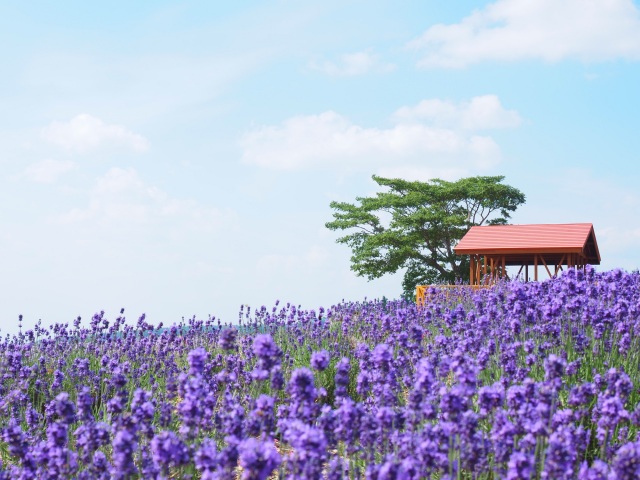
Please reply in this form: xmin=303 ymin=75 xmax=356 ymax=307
xmin=534 ymin=254 xmax=538 ymax=281
xmin=539 ymin=255 xmax=553 ymax=278
xmin=525 ymin=264 xmax=529 ymax=282
xmin=555 ymin=254 xmax=565 ymax=276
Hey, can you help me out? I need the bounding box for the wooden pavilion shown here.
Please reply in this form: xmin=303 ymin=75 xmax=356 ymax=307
xmin=454 ymin=223 xmax=601 ymax=285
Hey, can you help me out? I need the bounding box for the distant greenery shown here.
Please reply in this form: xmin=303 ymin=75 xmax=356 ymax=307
xmin=326 ymin=175 xmax=526 ymax=298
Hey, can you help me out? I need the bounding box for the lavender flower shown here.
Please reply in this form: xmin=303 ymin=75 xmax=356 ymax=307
xmin=238 ymin=438 xmax=281 ymax=480
xmin=188 ymin=347 xmax=209 ymax=376
xmin=334 ymin=357 xmax=351 ymax=398
xmin=111 ymin=430 xmax=138 ymax=479
xmin=194 ymin=439 xmax=218 ymax=476
xmin=219 ymin=328 xmax=238 ymax=351
xmin=151 ymin=431 xmax=190 ymax=473
xmin=610 ymin=441 xmax=640 ymax=479
xmin=310 ymin=350 xmax=330 ymax=371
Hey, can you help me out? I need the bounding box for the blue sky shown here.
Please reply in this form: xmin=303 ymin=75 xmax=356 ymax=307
xmin=1 ymin=0 xmax=640 ymax=334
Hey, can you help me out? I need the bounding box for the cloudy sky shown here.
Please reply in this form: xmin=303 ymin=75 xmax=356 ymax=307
xmin=1 ymin=0 xmax=639 ymax=334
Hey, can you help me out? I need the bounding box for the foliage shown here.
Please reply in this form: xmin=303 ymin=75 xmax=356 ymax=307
xmin=326 ymin=175 xmax=525 ymax=299
xmin=0 ymin=268 xmax=640 ymax=478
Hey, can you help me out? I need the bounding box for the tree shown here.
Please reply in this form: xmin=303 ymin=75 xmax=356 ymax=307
xmin=326 ymin=175 xmax=526 ymax=299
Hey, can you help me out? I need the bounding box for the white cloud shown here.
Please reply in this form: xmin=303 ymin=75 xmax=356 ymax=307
xmin=240 ymin=95 xmax=519 ymax=177
xmin=309 ymin=50 xmax=395 ymax=76
xmin=54 ymin=167 xmax=234 ymax=230
xmin=256 ymin=245 xmax=330 ymax=276
xmin=392 ymin=95 xmax=522 ymax=130
xmin=42 ymin=114 xmax=150 ymax=153
xmin=598 ymin=225 xmax=640 ymax=251
xmin=409 ymin=0 xmax=640 ymax=68
xmin=21 ymin=159 xmax=74 ymax=183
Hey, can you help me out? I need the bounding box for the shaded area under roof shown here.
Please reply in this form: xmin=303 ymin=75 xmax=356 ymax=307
xmin=454 ymin=223 xmax=601 ymax=265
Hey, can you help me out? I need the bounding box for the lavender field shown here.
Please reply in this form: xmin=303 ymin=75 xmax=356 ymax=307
xmin=1 ymin=267 xmax=640 ymax=479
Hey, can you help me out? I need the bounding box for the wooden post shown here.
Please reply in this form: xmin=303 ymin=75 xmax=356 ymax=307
xmin=534 ymin=254 xmax=538 ymax=281
xmin=470 ymin=256 xmax=475 ymax=286
xmin=525 ymin=264 xmax=529 ymax=282
xmin=502 ymin=256 xmax=506 ymax=279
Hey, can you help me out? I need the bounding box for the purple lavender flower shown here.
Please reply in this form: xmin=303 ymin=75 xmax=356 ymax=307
xmin=219 ymin=328 xmax=238 ymax=351
xmin=372 ymin=343 xmax=393 ymax=371
xmin=377 ymin=456 xmax=411 ymax=480
xmin=25 ymin=406 xmax=41 ymax=433
xmin=611 ymin=441 xmax=640 ymax=479
xmin=131 ymin=388 xmax=155 ymax=439
xmin=270 ymin=366 xmax=284 ymax=390
xmin=111 ymin=429 xmax=138 ymax=479
xmin=334 ymin=398 xmax=362 ymax=445
xmin=566 ymin=359 xmax=581 ymax=376
xmin=288 ymin=367 xmax=317 ymax=403
xmin=253 ymin=334 xmax=281 ymax=362
xmin=188 ymin=347 xmax=209 ymax=376
xmin=356 ymin=369 xmax=371 ymax=398
xmin=76 ymin=386 xmax=94 ymax=422
xmin=327 ymin=457 xmax=349 ymax=480
xmin=150 ymin=431 xmax=190 ymax=473
xmin=238 ymin=438 xmax=281 ymax=480
xmin=439 ymin=385 xmax=469 ymax=422
xmin=477 ymin=383 xmax=504 ymax=416
xmin=2 ymin=419 xmax=31 ymax=463
xmin=34 ymin=422 xmax=79 ymax=478
xmin=334 ymin=357 xmax=351 ymax=398
xmin=252 ymin=334 xmax=282 ymax=381
xmin=569 ymin=382 xmax=596 ymax=408
xmin=158 ymin=401 xmax=173 ymax=428
xmin=578 ymin=459 xmax=609 ymax=479
xmin=246 ymin=394 xmax=276 ymax=438
xmin=544 ymin=354 xmax=566 ymax=386
xmin=606 ymin=368 xmax=633 ymax=400
xmin=282 ymin=420 xmax=327 ymax=478
xmin=595 ymin=395 xmax=629 ymax=444
xmin=194 ymin=439 xmax=218 ymax=476
xmin=49 ymin=392 xmax=77 ymax=425
xmin=542 ymin=425 xmax=578 ymax=480
xmin=310 ymin=350 xmax=330 ymax=371
xmin=491 ymin=409 xmax=517 ymax=464
xmin=75 ymin=421 xmax=111 ymax=463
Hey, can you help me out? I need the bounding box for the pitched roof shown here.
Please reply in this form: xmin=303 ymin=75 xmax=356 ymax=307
xmin=454 ymin=223 xmax=601 ymax=264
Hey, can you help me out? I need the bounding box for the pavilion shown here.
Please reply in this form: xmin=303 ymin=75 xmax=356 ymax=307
xmin=453 ymin=223 xmax=601 ymax=285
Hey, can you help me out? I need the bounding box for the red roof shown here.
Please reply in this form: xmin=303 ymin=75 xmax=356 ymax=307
xmin=454 ymin=223 xmax=600 ymax=264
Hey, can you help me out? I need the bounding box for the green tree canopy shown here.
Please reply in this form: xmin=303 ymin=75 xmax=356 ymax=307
xmin=326 ymin=175 xmax=526 ymax=299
